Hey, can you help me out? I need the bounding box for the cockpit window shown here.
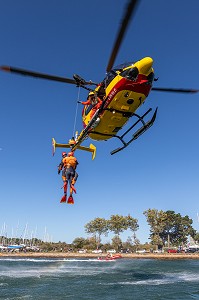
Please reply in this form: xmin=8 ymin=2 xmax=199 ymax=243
xmin=147 ymin=72 xmax=154 ymax=84
xmin=113 ymin=61 xmax=134 ymax=71
xmin=102 ymin=62 xmax=135 ymax=87
xmin=102 ymin=71 xmax=117 ymax=88
xmin=120 ymin=67 xmax=138 ymax=81
xmin=85 ymin=104 xmax=93 ymax=116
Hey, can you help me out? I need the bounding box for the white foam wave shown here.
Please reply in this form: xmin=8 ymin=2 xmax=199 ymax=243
xmin=0 ymin=282 xmax=8 ymax=286
xmin=3 ymin=296 xmax=32 ymax=300
xmin=119 ymin=278 xmax=173 ymax=286
xmin=0 ymin=258 xmax=99 ymax=263
xmin=177 ymin=272 xmax=199 ymax=282
xmin=115 ymin=271 xmax=199 ymax=286
xmin=0 ymin=258 xmax=117 ymax=278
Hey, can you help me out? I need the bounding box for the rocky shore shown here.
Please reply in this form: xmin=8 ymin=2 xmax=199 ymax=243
xmin=1 ymin=252 xmax=199 ymax=260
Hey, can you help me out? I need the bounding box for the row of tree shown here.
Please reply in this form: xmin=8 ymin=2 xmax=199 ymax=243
xmin=82 ymin=209 xmax=199 ymax=249
xmin=144 ymin=209 xmax=199 ymax=247
xmin=1 ymin=209 xmax=199 ymax=252
xmin=84 ymin=214 xmax=138 ymax=248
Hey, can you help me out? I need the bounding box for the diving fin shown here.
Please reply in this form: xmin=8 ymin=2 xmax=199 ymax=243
xmin=60 ymin=195 xmax=67 ymax=203
xmin=67 ymin=196 xmax=74 ymax=204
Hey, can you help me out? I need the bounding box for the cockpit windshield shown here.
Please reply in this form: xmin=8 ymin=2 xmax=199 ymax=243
xmin=113 ymin=61 xmax=134 ymax=72
xmin=101 ymin=61 xmax=135 ymax=89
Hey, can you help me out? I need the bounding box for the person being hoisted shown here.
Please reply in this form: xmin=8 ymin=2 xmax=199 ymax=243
xmin=58 ymin=151 xmax=79 ymax=204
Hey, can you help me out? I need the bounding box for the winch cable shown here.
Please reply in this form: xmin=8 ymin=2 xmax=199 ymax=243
xmin=72 ymin=86 xmax=81 ymax=138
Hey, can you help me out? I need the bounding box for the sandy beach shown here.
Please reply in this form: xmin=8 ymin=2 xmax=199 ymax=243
xmin=1 ymin=252 xmax=199 ymax=260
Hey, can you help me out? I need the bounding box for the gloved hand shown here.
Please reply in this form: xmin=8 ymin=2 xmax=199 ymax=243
xmin=77 ymin=101 xmax=82 ymax=104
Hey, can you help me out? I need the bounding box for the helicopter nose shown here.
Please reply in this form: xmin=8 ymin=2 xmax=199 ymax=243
xmin=135 ymin=57 xmax=153 ymax=75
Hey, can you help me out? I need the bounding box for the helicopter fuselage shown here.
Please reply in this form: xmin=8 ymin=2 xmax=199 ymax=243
xmin=82 ymin=57 xmax=154 ymax=141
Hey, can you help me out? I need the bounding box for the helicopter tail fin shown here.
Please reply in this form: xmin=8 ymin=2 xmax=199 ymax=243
xmin=52 ymin=138 xmax=96 ymax=160
xmin=74 ymin=143 xmax=96 ymax=160
xmin=52 ymin=138 xmax=72 ymax=156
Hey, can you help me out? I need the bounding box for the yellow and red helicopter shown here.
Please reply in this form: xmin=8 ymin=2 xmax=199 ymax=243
xmin=1 ymin=0 xmax=198 ymax=160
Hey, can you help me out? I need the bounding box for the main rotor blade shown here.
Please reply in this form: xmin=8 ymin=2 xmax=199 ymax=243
xmin=106 ymin=0 xmax=139 ymax=73
xmin=152 ymin=87 xmax=199 ymax=93
xmin=0 ymin=66 xmax=96 ymax=86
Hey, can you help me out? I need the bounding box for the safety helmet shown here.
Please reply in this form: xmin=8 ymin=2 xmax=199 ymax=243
xmin=88 ymin=91 xmax=95 ymax=96
xmin=62 ymin=152 xmax=67 ymax=157
xmin=68 ymin=151 xmax=74 ymax=157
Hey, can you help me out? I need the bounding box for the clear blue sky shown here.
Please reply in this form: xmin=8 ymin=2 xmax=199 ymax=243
xmin=1 ymin=0 xmax=199 ymax=244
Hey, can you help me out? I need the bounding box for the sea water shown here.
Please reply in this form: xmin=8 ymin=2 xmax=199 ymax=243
xmin=0 ymin=257 xmax=199 ymax=300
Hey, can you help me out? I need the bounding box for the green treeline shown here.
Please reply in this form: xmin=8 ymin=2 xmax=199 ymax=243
xmin=80 ymin=209 xmax=199 ymax=251
xmin=1 ymin=209 xmax=199 ymax=252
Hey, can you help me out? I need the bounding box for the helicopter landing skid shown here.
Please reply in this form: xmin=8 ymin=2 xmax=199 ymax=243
xmin=110 ymin=107 xmax=158 ymax=155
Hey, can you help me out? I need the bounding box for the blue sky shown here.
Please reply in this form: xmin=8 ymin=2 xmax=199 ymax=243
xmin=0 ymin=0 xmax=199 ymax=244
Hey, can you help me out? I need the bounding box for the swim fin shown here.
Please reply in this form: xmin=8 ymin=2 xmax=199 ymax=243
xmin=60 ymin=195 xmax=67 ymax=203
xmin=67 ymin=196 xmax=74 ymax=204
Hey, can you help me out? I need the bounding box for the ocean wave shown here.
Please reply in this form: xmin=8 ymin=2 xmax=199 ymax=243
xmin=114 ymin=271 xmax=199 ymax=286
xmin=177 ymin=272 xmax=199 ymax=282
xmin=0 ymin=258 xmax=99 ymax=263
xmin=3 ymin=296 xmax=32 ymax=300
xmin=0 ymin=282 xmax=8 ymax=286
xmin=118 ymin=278 xmax=174 ymax=286
xmin=0 ymin=260 xmax=118 ymax=278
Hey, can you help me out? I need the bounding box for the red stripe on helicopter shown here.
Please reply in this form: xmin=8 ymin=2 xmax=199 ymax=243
xmin=105 ymin=75 xmax=152 ymax=108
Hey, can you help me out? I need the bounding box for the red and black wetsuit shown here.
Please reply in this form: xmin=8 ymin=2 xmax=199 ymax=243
xmin=58 ymin=155 xmax=78 ymax=183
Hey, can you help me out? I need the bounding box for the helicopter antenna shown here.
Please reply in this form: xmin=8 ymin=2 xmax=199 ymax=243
xmin=73 ymin=86 xmax=81 ymax=137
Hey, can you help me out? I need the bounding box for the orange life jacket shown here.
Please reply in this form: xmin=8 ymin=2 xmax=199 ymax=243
xmin=62 ymin=156 xmax=77 ymax=169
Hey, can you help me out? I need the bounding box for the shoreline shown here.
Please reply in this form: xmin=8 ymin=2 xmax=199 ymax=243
xmin=1 ymin=252 xmax=199 ymax=260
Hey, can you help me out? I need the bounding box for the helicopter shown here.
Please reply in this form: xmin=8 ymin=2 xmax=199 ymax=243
xmin=1 ymin=0 xmax=198 ymax=159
